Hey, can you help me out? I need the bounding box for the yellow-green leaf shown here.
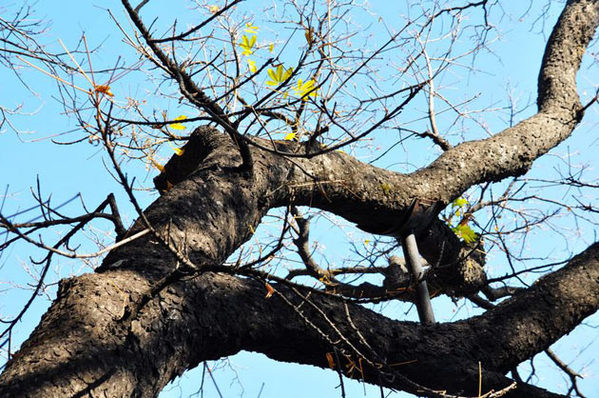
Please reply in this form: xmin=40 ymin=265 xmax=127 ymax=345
xmin=269 ymin=42 xmax=274 ymax=52
xmin=380 ymin=182 xmax=391 ymax=195
xmin=151 ymin=158 xmax=164 ymax=172
xmin=452 ymin=197 xmax=469 ymax=208
xmin=244 ymin=22 xmax=259 ymax=34
xmin=239 ymin=34 xmax=256 ymax=56
xmin=266 ymin=65 xmax=293 ymax=86
xmin=293 ymin=78 xmax=318 ymax=101
xmin=169 ymin=142 xmax=185 ymax=156
xmin=284 ymin=132 xmax=296 ymax=141
xmin=247 ymin=59 xmax=257 ymax=73
xmin=453 ymin=224 xmax=477 ymax=243
xmin=169 ymin=115 xmax=187 ymax=130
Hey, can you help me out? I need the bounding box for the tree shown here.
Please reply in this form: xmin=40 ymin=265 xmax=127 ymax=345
xmin=1 ymin=0 xmax=599 ymax=397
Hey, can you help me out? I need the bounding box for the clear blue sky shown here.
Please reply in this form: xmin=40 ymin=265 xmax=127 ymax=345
xmin=1 ymin=1 xmax=598 ymax=397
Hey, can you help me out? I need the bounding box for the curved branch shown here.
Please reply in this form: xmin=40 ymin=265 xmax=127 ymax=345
xmin=284 ymin=0 xmax=599 ymax=230
xmin=1 ymin=237 xmax=597 ymax=397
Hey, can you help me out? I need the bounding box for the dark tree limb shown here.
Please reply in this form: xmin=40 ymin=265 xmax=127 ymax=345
xmin=1 ymin=229 xmax=597 ymax=397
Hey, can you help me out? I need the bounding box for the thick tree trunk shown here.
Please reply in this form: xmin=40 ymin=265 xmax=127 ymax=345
xmin=1 ymin=221 xmax=597 ymax=397
xmin=1 ymin=125 xmax=598 ymax=397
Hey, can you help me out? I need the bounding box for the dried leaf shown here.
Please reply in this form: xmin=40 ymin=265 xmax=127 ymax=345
xmin=305 ymin=28 xmax=313 ymax=45
xmin=326 ymin=352 xmax=335 ymax=369
xmin=94 ymin=84 xmax=113 ymax=97
xmin=265 ymin=282 xmax=275 ymax=298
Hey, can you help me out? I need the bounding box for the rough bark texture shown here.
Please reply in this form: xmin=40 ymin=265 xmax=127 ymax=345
xmin=1 ymin=0 xmax=599 ymax=397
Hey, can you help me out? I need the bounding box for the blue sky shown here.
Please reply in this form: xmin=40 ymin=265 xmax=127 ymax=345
xmin=1 ymin=1 xmax=599 ymax=397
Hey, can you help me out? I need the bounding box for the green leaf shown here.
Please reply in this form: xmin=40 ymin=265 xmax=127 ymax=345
xmin=452 ymin=224 xmax=477 ymax=243
xmin=452 ymin=197 xmax=469 ymax=208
